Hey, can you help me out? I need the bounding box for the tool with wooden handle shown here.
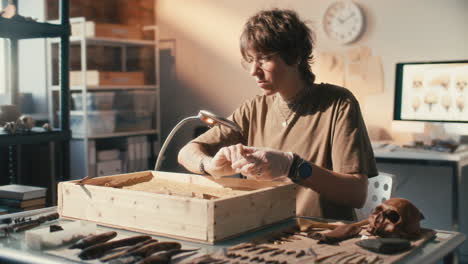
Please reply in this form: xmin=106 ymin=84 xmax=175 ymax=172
xmin=296 ymin=217 xmax=369 ymax=231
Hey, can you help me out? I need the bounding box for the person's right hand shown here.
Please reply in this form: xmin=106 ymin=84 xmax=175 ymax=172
xmin=204 ymin=144 xmax=246 ymax=178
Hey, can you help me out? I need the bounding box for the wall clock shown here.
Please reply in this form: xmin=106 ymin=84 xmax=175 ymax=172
xmin=323 ymin=1 xmax=365 ymax=44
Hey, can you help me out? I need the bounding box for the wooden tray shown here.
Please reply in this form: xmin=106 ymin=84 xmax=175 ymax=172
xmin=57 ymin=171 xmax=296 ymax=244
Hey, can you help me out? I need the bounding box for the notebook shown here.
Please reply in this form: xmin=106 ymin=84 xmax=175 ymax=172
xmin=0 ymin=185 xmax=47 ymax=200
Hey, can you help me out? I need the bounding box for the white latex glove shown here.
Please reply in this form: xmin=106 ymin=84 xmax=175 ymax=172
xmin=231 ymin=146 xmax=295 ymax=181
xmin=204 ymin=144 xmax=246 ymax=179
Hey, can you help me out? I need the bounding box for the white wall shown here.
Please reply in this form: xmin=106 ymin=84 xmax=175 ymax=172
xmin=157 ymin=0 xmax=468 ymax=152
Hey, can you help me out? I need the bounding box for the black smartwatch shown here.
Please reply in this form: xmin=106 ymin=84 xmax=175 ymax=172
xmin=288 ymin=154 xmax=313 ymax=184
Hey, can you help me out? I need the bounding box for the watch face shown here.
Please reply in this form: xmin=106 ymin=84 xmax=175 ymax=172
xmin=323 ymin=1 xmax=365 ymax=44
xmin=298 ymin=161 xmax=313 ymax=180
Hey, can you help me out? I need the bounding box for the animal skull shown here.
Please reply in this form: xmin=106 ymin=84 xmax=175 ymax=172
xmin=17 ymin=115 xmax=35 ymax=130
xmin=3 ymin=121 xmax=17 ymax=134
xmin=368 ymin=198 xmax=424 ymax=239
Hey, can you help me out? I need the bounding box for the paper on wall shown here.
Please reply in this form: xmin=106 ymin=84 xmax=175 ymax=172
xmin=315 ymin=52 xmax=345 ymax=87
xmin=315 ymin=46 xmax=384 ymax=103
xmin=347 ymin=46 xmax=372 ymax=63
xmin=345 ymin=46 xmax=384 ymax=102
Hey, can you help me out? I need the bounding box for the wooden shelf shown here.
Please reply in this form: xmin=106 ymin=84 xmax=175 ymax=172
xmin=0 ymin=20 xmax=70 ymax=39
xmin=71 ymin=129 xmax=159 ymax=139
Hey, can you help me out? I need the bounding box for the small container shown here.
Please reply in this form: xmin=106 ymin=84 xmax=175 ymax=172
xmin=70 ymin=110 xmax=116 ymax=135
xmin=0 ymin=104 xmax=21 ymax=125
xmin=72 ymin=92 xmax=115 ymax=110
xmin=114 ymin=91 xmax=156 ymax=112
xmin=115 ymin=111 xmax=153 ymax=132
xmin=97 ymin=160 xmax=122 ymax=176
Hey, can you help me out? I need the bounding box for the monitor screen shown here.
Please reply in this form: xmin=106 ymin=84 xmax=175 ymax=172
xmin=394 ymin=60 xmax=468 ymax=123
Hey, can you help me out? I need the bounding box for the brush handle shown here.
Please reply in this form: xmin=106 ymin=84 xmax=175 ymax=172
xmin=297 ymin=218 xmax=369 ymax=231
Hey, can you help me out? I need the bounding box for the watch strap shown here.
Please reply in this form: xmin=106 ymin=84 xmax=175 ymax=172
xmin=288 ymin=154 xmax=302 ymax=183
xmin=288 ymin=154 xmax=312 ymax=184
xmin=199 ymin=157 xmax=211 ymax=176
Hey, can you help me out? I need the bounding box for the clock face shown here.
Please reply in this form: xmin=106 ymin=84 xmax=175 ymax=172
xmin=323 ymin=1 xmax=365 ymax=44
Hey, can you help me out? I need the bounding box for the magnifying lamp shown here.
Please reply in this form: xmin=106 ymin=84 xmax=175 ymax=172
xmin=154 ymin=110 xmax=242 ymax=171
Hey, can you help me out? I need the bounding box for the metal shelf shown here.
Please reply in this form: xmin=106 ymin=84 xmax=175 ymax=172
xmin=71 ymin=129 xmax=159 ymax=139
xmin=0 ymin=20 xmax=70 ymax=39
xmin=49 ymin=36 xmax=156 ymax=46
xmin=51 ymin=85 xmax=159 ymax=91
xmin=48 ymin=16 xmax=160 ymax=180
xmin=1 ymin=0 xmax=71 ymax=185
xmin=0 ymin=129 xmax=70 ymax=145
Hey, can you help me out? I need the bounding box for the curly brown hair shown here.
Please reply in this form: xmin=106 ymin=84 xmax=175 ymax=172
xmin=240 ymin=8 xmax=316 ymax=84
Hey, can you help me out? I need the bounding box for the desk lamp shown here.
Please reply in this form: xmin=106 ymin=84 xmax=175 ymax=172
xmin=154 ymin=110 xmax=242 ymax=171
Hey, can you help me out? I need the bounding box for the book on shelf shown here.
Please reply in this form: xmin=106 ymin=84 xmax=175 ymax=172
xmin=0 ymin=197 xmax=46 ymax=208
xmin=0 ymin=204 xmax=46 ymax=214
xmin=22 ymin=204 xmax=46 ymax=211
xmin=0 ymin=207 xmax=7 ymax=215
xmin=0 ymin=185 xmax=47 ymax=200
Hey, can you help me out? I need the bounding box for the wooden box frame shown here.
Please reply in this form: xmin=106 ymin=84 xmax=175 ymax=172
xmin=57 ymin=171 xmax=296 ymax=244
xmin=70 ymin=71 xmax=145 ymax=86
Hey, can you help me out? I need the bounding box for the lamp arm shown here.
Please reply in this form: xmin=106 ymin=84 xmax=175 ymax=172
xmin=154 ymin=116 xmax=200 ymax=171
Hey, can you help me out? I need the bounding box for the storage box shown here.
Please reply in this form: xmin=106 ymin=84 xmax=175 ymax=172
xmin=70 ymin=71 xmax=145 ymax=86
xmin=70 ymin=110 xmax=116 ymax=135
xmin=57 ymin=171 xmax=296 ymax=244
xmin=116 ymin=111 xmax=153 ymax=132
xmin=97 ymin=160 xmax=122 ymax=176
xmin=71 ymin=92 xmax=115 ymax=110
xmin=97 ymin=149 xmax=121 ymax=162
xmin=114 ymin=91 xmax=156 ymax=112
xmin=71 ymin=21 xmax=142 ymax=39
xmin=70 ymin=45 xmax=121 ymax=72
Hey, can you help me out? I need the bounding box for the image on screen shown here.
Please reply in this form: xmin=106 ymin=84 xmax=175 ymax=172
xmin=394 ymin=60 xmax=468 ymax=123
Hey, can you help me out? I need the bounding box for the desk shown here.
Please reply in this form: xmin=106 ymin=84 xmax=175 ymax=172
xmin=0 ymin=207 xmax=465 ymax=264
xmin=374 ymin=147 xmax=468 ymax=261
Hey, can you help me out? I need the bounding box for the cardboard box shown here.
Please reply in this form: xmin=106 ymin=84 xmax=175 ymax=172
xmin=70 ymin=71 xmax=145 ymax=86
xmin=58 ymin=171 xmax=296 ymax=244
xmin=71 ymin=21 xmax=142 ymax=39
xmin=97 ymin=160 xmax=122 ymax=177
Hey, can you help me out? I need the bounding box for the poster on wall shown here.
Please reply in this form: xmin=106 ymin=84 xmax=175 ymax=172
xmin=315 ymin=46 xmax=384 ymax=104
xmin=396 ymin=61 xmax=468 ymax=122
xmin=315 ymin=52 xmax=345 ymax=87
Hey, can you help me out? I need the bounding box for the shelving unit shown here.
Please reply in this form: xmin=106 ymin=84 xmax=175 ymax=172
xmin=51 ymin=85 xmax=158 ymax=91
xmin=0 ymin=129 xmax=69 ymax=145
xmin=47 ymin=17 xmax=160 ymax=180
xmin=0 ymin=19 xmax=68 ymax=39
xmin=0 ymin=0 xmax=70 ymax=204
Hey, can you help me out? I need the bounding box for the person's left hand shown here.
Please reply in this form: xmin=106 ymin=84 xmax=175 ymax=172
xmin=231 ymin=146 xmax=295 ymax=181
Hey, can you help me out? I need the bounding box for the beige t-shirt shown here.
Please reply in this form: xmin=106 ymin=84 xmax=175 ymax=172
xmin=192 ymin=83 xmax=378 ymax=220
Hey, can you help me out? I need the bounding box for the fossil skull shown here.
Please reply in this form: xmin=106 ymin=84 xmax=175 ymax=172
xmin=17 ymin=115 xmax=35 ymax=130
xmin=3 ymin=121 xmax=17 ymax=134
xmin=368 ymin=198 xmax=424 ymax=239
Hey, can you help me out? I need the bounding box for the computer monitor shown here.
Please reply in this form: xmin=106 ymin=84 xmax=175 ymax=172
xmin=394 ymin=60 xmax=468 ymax=123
